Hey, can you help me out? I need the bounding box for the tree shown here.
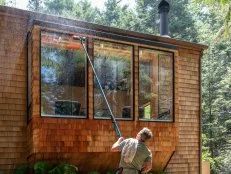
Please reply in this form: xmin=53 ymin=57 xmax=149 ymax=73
xmin=96 ymin=0 xmax=138 ymax=31
xmin=42 ymin=0 xmax=99 ymax=23
xmin=133 ymin=0 xmax=199 ymax=41
xmin=1 ymin=0 xmax=16 ymax=7
xmin=193 ymin=2 xmax=231 ymax=170
xmin=71 ymin=0 xmax=100 ymax=23
xmin=132 ymin=0 xmax=158 ymax=34
xmin=0 ymin=0 xmax=6 ymax=5
xmin=43 ymin=0 xmax=75 ymax=15
xmin=27 ymin=0 xmax=43 ymax=12
xmin=99 ymin=0 xmax=121 ymax=27
xmin=217 ymin=65 xmax=231 ymax=174
xmin=195 ymin=0 xmax=231 ymax=37
xmin=202 ymin=134 xmax=215 ymax=168
xmin=201 ymin=40 xmax=231 ymax=173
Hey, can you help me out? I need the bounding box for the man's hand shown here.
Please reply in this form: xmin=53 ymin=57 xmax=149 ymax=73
xmin=118 ymin=137 xmax=124 ymax=143
xmin=111 ymin=137 xmax=124 ymax=152
xmin=141 ymin=161 xmax=152 ymax=173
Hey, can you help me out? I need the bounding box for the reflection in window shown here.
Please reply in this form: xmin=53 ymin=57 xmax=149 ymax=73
xmin=41 ymin=31 xmax=86 ymax=117
xmin=94 ymin=40 xmax=133 ymax=119
xmin=139 ymin=48 xmax=173 ymax=121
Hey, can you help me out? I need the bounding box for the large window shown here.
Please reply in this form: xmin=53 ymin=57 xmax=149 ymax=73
xmin=93 ymin=40 xmax=133 ymax=119
xmin=41 ymin=31 xmax=87 ymax=117
xmin=139 ymin=48 xmax=173 ymax=121
xmin=39 ymin=30 xmax=174 ymax=121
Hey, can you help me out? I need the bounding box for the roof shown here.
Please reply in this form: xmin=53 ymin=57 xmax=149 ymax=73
xmin=0 ymin=6 xmax=208 ymax=51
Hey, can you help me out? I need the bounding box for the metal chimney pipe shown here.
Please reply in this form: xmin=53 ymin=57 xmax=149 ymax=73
xmin=158 ymin=0 xmax=170 ymax=37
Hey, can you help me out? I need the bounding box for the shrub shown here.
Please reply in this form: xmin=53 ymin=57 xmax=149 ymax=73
xmin=14 ymin=161 xmax=78 ymax=174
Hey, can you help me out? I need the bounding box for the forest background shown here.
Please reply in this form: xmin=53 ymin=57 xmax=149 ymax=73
xmin=0 ymin=0 xmax=230 ymax=173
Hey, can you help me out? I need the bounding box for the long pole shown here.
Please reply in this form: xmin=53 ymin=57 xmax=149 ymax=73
xmin=73 ymin=36 xmax=122 ymax=138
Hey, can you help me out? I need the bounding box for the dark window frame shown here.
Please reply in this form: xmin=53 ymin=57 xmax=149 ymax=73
xmin=27 ymin=31 xmax=32 ymax=124
xmin=138 ymin=47 xmax=175 ymax=123
xmin=35 ymin=24 xmax=176 ymax=122
xmin=92 ymin=38 xmax=135 ymax=121
xmin=39 ymin=29 xmax=89 ymax=119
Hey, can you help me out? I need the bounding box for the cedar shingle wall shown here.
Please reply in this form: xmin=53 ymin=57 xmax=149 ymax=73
xmin=0 ymin=12 xmax=28 ymax=173
xmin=0 ymin=6 xmax=204 ymax=173
xmin=27 ymin=27 xmax=178 ymax=173
xmin=166 ymin=48 xmax=201 ymax=174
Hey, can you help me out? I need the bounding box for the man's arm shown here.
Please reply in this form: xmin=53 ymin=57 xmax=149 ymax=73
xmin=111 ymin=137 xmax=124 ymax=152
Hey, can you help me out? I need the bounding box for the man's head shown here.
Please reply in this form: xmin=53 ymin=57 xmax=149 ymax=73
xmin=136 ymin=127 xmax=153 ymax=142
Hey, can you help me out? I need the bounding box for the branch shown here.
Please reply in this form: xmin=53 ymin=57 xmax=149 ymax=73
xmin=117 ymin=0 xmax=122 ymax=4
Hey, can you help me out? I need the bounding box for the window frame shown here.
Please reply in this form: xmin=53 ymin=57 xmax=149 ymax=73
xmin=27 ymin=31 xmax=32 ymax=123
xmin=39 ymin=29 xmax=89 ymax=119
xmin=138 ymin=46 xmax=175 ymax=123
xmin=92 ymin=38 xmax=135 ymax=121
xmin=35 ymin=22 xmax=176 ymax=122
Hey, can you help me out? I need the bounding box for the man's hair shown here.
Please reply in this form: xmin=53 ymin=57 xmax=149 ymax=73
xmin=138 ymin=127 xmax=153 ymax=142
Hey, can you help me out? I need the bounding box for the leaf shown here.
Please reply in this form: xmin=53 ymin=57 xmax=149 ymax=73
xmin=34 ymin=161 xmax=51 ymax=174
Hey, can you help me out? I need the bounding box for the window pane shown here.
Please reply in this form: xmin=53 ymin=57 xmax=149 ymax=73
xmin=139 ymin=48 xmax=173 ymax=121
xmin=94 ymin=40 xmax=133 ymax=119
xmin=41 ymin=31 xmax=86 ymax=117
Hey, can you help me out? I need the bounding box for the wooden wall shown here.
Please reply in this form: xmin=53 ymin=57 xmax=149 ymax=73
xmin=165 ymin=48 xmax=202 ymax=173
xmin=0 ymin=9 xmax=28 ymax=173
xmin=0 ymin=6 xmax=206 ymax=173
xmin=28 ymin=25 xmax=178 ymax=173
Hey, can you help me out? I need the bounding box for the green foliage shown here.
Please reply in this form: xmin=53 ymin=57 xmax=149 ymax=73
xmin=200 ymin=41 xmax=231 ymax=173
xmin=225 ymin=119 xmax=231 ymax=132
xmin=0 ymin=0 xmax=6 ymax=5
xmin=27 ymin=0 xmax=43 ymax=12
xmin=100 ymin=0 xmax=120 ymax=26
xmin=48 ymin=163 xmax=78 ymax=174
xmin=44 ymin=0 xmax=75 ymax=14
xmin=106 ymin=169 xmax=116 ymax=174
xmin=14 ymin=162 xmax=78 ymax=174
xmin=202 ymin=134 xmax=215 ymax=168
xmin=88 ymin=172 xmax=101 ymax=174
xmin=194 ymin=0 xmax=231 ymax=37
xmin=1 ymin=0 xmax=16 ymax=7
xmin=13 ymin=165 xmax=29 ymax=174
xmin=34 ymin=161 xmax=51 ymax=174
xmin=194 ymin=2 xmax=231 ymax=170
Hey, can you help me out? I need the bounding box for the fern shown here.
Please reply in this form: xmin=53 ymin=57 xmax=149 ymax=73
xmin=13 ymin=165 xmax=29 ymax=174
xmin=49 ymin=163 xmax=78 ymax=174
xmin=34 ymin=161 xmax=51 ymax=174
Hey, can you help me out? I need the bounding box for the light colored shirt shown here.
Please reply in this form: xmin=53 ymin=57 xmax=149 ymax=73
xmin=117 ymin=138 xmax=152 ymax=171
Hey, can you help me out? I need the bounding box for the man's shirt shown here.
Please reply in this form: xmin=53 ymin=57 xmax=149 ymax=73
xmin=117 ymin=138 xmax=152 ymax=171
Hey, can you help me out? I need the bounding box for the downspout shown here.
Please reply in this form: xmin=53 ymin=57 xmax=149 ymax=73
xmin=199 ymin=51 xmax=203 ymax=174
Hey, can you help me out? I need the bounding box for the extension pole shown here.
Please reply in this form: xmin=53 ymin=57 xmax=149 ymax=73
xmin=73 ymin=36 xmax=122 ymax=138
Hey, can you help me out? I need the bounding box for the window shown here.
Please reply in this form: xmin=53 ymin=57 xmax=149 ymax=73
xmin=40 ymin=31 xmax=87 ymax=117
xmin=39 ymin=30 xmax=174 ymax=121
xmin=93 ymin=40 xmax=133 ymax=119
xmin=139 ymin=48 xmax=173 ymax=121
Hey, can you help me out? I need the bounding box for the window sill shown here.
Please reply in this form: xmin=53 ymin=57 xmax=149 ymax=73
xmin=41 ymin=114 xmax=87 ymax=119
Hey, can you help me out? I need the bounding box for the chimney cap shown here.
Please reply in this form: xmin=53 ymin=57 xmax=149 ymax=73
xmin=158 ymin=0 xmax=170 ymax=13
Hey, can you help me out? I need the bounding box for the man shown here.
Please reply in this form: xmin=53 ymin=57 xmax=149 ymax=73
xmin=111 ymin=127 xmax=153 ymax=174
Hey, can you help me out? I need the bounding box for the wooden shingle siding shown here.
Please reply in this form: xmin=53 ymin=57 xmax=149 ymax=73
xmin=0 ymin=11 xmax=28 ymax=173
xmin=166 ymin=49 xmax=201 ymax=173
xmin=0 ymin=6 xmax=206 ymax=173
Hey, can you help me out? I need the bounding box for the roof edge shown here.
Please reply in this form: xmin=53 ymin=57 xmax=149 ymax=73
xmin=0 ymin=6 xmax=208 ymax=51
